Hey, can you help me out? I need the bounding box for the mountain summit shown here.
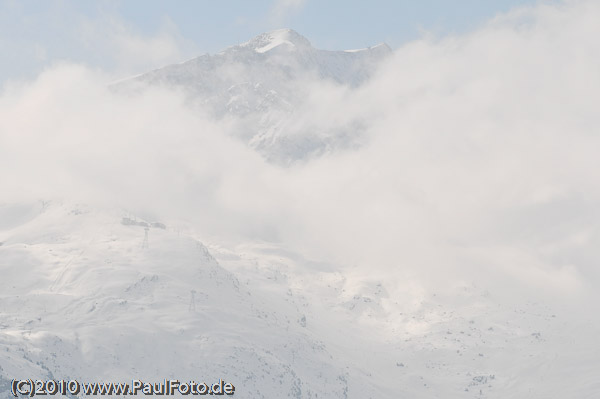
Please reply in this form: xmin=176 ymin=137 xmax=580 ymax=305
xmin=115 ymin=29 xmax=392 ymax=163
xmin=239 ymin=28 xmax=313 ymax=53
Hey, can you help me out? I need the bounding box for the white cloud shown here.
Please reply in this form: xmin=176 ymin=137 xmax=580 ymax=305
xmin=2 ymin=0 xmax=600 ymax=307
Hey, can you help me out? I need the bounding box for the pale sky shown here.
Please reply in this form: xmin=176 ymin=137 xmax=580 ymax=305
xmin=0 ymin=0 xmax=549 ymax=83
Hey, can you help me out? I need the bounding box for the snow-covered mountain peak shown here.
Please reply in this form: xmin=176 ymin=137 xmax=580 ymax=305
xmin=242 ymin=28 xmax=312 ymax=53
xmin=113 ymin=29 xmax=392 ymax=163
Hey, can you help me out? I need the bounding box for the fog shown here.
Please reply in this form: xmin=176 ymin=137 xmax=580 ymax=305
xmin=2 ymin=0 xmax=599 ymax=308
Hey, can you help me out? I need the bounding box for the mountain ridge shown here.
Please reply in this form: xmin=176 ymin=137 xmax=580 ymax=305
xmin=113 ymin=28 xmax=392 ymax=164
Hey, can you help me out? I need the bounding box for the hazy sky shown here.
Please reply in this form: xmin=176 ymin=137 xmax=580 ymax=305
xmin=0 ymin=0 xmax=547 ymax=83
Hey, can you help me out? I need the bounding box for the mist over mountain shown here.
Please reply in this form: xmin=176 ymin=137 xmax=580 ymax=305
xmin=114 ymin=29 xmax=391 ymax=163
xmin=2 ymin=2 xmax=600 ymax=397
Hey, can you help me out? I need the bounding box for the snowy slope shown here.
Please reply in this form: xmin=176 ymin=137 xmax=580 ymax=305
xmin=113 ymin=29 xmax=391 ymax=163
xmin=2 ymin=201 xmax=599 ymax=398
xmin=0 ymin=201 xmax=374 ymax=398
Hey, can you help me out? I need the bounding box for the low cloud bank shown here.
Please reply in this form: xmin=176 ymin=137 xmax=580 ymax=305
xmin=2 ymin=0 xmax=600 ymax=306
